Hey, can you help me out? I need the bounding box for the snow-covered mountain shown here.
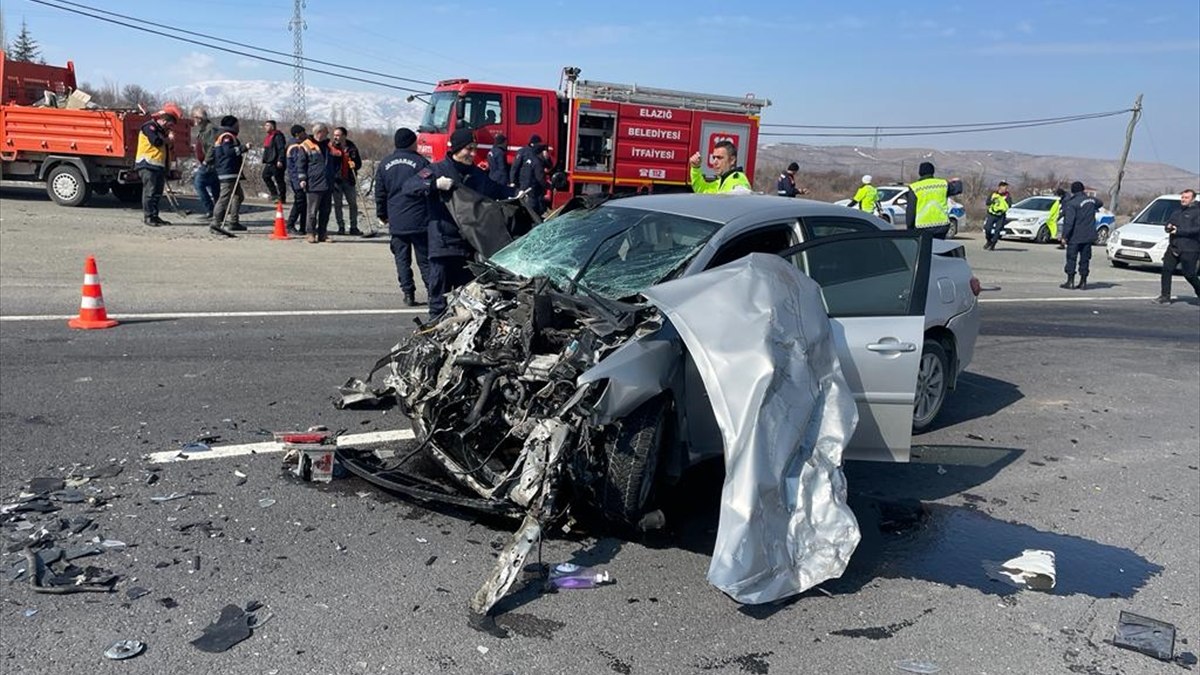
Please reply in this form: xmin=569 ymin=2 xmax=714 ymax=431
xmin=162 ymin=80 xmax=424 ymax=131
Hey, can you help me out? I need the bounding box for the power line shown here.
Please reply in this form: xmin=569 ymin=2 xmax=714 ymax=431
xmin=761 ymin=109 xmax=1131 ymax=131
xmin=45 ymin=0 xmax=437 ymax=88
xmin=27 ymin=0 xmax=433 ymax=95
xmin=760 ymin=110 xmax=1132 ymax=138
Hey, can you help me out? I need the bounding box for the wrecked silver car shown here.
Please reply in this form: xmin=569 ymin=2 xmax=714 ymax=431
xmin=339 ymin=194 xmax=965 ymax=612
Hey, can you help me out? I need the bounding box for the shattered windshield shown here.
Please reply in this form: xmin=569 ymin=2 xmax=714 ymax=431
xmin=419 ymin=92 xmax=457 ymax=133
xmin=490 ymin=205 xmax=722 ymax=300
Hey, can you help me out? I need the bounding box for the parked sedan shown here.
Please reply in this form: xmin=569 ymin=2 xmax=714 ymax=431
xmin=1002 ymin=195 xmax=1117 ymax=245
xmin=1106 ymin=194 xmax=1179 ymax=269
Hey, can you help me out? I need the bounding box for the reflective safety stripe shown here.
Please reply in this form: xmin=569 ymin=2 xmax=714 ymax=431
xmin=80 ymin=296 xmax=105 ymax=309
xmin=987 ymin=191 xmax=1010 ymax=216
xmin=84 ymin=274 xmax=99 ymax=285
xmin=910 ymin=177 xmax=949 ymax=228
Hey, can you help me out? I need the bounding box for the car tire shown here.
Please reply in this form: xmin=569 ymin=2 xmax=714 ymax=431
xmin=1034 ymin=225 xmax=1050 ymax=244
xmin=913 ymin=339 xmax=949 ymax=433
xmin=1094 ymin=226 xmax=1110 ymax=246
xmin=1110 ymin=259 xmax=1129 ymax=268
xmin=46 ymin=164 xmax=91 ymax=207
xmin=599 ymin=395 xmax=668 ymax=525
xmin=111 ymin=183 xmax=141 ymax=204
xmin=947 ymin=217 xmax=958 ymax=239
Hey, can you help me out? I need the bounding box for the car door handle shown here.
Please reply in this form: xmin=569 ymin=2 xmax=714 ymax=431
xmin=866 ymin=341 xmax=917 ymax=353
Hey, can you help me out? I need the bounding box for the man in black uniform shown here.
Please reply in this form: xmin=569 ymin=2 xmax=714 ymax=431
xmin=1059 ymin=181 xmax=1103 ymax=290
xmin=776 ymin=162 xmax=805 ymax=197
xmin=517 ymin=142 xmax=551 ymax=215
xmin=407 ymin=128 xmax=512 ymax=318
xmin=508 ymin=134 xmax=542 ymax=187
xmin=487 ymin=133 xmax=509 ymax=186
xmin=1154 ymin=188 xmax=1200 ymax=304
xmin=376 ymin=128 xmax=431 ymax=307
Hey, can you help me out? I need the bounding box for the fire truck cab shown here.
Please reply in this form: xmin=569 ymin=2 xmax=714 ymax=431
xmin=417 ymin=67 xmax=769 ymax=209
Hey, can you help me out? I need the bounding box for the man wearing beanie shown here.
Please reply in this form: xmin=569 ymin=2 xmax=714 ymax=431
xmin=776 ymin=161 xmax=805 ymax=197
xmin=487 ymin=133 xmax=509 ymax=187
xmin=1059 ymin=181 xmax=1103 ymax=290
xmin=375 ymin=128 xmax=431 ymax=306
xmin=406 ymin=128 xmax=513 ymax=318
xmin=509 ymin=134 xmax=542 ymax=187
xmin=903 ymin=161 xmax=962 ymax=239
xmin=285 ymin=124 xmax=309 ymax=234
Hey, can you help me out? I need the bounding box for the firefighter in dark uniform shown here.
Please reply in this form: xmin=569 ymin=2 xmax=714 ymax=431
xmin=406 ymin=129 xmax=512 ymax=318
xmin=376 ymin=128 xmax=431 ymax=307
xmin=509 ymin=134 xmax=542 ymax=187
xmin=776 ymin=161 xmax=805 ymax=197
xmin=487 ymin=133 xmax=509 ymax=187
xmin=517 ymin=143 xmax=551 ymax=215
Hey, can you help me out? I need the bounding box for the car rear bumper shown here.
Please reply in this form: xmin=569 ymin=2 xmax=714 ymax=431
xmin=945 ymin=299 xmax=980 ymax=378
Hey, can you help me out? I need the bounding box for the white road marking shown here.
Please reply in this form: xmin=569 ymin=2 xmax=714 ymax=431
xmin=0 ymin=295 xmax=1170 ymax=322
xmin=0 ymin=308 xmax=426 ymax=322
xmin=145 ymin=428 xmax=416 ymax=464
xmin=979 ymin=295 xmax=1156 ymax=304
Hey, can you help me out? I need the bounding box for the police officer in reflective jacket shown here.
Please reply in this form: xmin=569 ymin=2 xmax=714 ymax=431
xmin=406 ymin=128 xmax=513 ymax=318
xmin=903 ymin=161 xmax=962 ymax=239
xmin=375 ymin=128 xmax=431 ymax=307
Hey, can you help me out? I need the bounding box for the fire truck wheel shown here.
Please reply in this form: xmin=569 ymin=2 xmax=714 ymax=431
xmin=46 ymin=164 xmax=91 ymax=207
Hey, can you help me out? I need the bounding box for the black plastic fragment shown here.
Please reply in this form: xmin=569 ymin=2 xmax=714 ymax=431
xmin=126 ymin=586 xmax=151 ymax=600
xmin=86 ymin=465 xmax=123 ymax=479
xmin=158 ymin=597 xmax=179 ymax=609
xmin=1113 ymin=610 xmax=1176 ymax=661
xmin=190 ymin=604 xmax=255 ymax=653
xmin=29 ymin=477 xmax=65 ymax=494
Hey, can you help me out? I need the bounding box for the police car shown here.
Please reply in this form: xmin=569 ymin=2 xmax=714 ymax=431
xmin=1002 ymin=195 xmax=1116 ymax=245
xmin=835 ymin=185 xmax=965 ymax=238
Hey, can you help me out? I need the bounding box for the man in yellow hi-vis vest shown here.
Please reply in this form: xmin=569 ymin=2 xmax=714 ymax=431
xmin=689 ymin=141 xmax=752 ymax=193
xmin=848 ymin=175 xmax=879 ymax=215
xmin=134 ymin=103 xmax=182 ymax=226
xmin=1046 ymin=188 xmax=1066 ymax=248
xmin=903 ymin=161 xmax=962 ymax=239
xmin=983 ymin=180 xmax=1011 ymax=250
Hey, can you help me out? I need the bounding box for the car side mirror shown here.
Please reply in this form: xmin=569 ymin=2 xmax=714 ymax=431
xmin=550 ymin=171 xmax=569 ymax=191
xmin=895 ymin=198 xmax=907 ymax=206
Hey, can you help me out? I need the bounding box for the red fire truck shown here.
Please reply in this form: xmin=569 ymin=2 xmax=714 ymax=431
xmin=416 ymin=66 xmax=769 ymax=208
xmin=0 ymin=51 xmax=190 ymax=207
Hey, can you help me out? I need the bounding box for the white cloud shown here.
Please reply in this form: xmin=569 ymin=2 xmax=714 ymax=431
xmin=1016 ymin=20 xmax=1034 ymax=35
xmin=173 ymin=51 xmax=222 ymax=82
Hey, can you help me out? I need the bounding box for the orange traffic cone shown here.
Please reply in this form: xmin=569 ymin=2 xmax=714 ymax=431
xmin=269 ymin=201 xmax=290 ymax=240
xmin=67 ymin=256 xmax=119 ymax=330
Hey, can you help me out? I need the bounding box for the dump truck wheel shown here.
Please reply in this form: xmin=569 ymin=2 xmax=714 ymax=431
xmin=599 ymin=395 xmax=668 ymax=525
xmin=46 ymin=164 xmax=90 ymax=207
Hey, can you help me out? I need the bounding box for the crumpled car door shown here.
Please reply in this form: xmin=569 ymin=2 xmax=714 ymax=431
xmin=778 ymin=230 xmax=932 ymax=462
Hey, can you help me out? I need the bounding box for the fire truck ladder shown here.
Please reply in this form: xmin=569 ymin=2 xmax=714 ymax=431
xmin=569 ymin=78 xmax=770 ymax=115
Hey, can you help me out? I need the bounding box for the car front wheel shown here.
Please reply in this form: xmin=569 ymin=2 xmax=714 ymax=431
xmin=913 ymin=339 xmax=949 ymax=432
xmin=598 ymin=395 xmax=668 ymax=525
xmin=947 ymin=217 xmax=958 ymax=239
xmin=1034 ymin=225 xmax=1051 ymax=244
xmin=1094 ymin=226 xmax=1110 ymax=246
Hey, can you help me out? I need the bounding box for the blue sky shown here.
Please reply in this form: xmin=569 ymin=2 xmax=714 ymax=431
xmin=6 ymin=0 xmax=1199 ymax=173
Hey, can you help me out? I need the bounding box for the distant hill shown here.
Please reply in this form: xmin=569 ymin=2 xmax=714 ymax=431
xmin=161 ymin=80 xmax=1196 ymax=203
xmin=162 ymin=80 xmax=425 ymax=132
xmin=759 ymin=143 xmax=1197 ymax=201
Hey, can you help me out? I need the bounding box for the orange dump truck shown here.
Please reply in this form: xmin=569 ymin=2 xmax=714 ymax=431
xmin=0 ymin=51 xmax=190 ymax=206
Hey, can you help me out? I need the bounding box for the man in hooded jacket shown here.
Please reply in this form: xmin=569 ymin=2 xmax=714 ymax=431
xmin=406 ymin=128 xmax=513 ymax=317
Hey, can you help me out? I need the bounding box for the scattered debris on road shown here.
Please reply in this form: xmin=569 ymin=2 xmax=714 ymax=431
xmin=1112 ymin=610 xmax=1175 ymax=661
xmin=984 ymin=549 xmax=1056 ymax=591
xmin=103 ymin=639 xmax=145 ymax=661
xmin=190 ymin=602 xmax=267 ymax=653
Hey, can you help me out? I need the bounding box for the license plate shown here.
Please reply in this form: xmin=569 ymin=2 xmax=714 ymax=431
xmin=1116 ymin=250 xmax=1150 ymax=261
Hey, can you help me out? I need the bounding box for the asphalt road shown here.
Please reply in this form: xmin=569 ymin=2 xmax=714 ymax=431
xmin=1 ymin=189 xmax=1198 ymax=674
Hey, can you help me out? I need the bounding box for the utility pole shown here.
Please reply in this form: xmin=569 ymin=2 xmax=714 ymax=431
xmin=1110 ymin=93 xmax=1142 ymax=216
xmin=872 ymin=126 xmax=879 ymax=152
xmin=288 ymin=0 xmax=307 ymax=122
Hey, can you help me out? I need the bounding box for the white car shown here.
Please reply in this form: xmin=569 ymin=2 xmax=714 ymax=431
xmin=835 ymin=186 xmax=965 ymax=237
xmin=1106 ymin=194 xmax=1179 ymax=269
xmin=1002 ymin=195 xmax=1116 ymax=245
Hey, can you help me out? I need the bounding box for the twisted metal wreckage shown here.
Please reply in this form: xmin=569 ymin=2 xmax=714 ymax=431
xmin=337 ymin=192 xmax=862 ymax=615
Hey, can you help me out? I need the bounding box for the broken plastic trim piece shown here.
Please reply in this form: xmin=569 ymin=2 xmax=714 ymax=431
xmin=103 ymin=640 xmax=145 ymax=660
xmin=1112 ymin=610 xmax=1175 ymax=661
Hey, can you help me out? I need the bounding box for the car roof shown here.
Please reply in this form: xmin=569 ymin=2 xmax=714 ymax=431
xmin=600 ymin=193 xmax=867 ymax=226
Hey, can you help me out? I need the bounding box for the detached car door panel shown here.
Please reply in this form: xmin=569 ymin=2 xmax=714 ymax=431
xmin=780 ymin=231 xmax=931 ymax=462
